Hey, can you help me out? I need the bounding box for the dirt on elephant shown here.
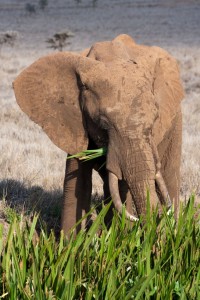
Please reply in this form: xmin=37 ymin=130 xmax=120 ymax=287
xmin=0 ymin=0 xmax=200 ymax=229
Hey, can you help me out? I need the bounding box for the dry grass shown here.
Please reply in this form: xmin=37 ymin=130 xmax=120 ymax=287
xmin=178 ymin=47 xmax=200 ymax=199
xmin=0 ymin=0 xmax=200 ymax=228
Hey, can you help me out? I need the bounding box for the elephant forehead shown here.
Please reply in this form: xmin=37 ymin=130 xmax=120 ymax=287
xmin=107 ymin=60 xmax=154 ymax=91
xmin=99 ymin=87 xmax=157 ymax=133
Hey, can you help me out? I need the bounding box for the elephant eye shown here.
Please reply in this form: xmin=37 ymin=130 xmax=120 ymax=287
xmin=81 ymin=82 xmax=89 ymax=91
xmin=76 ymin=73 xmax=89 ymax=91
xmin=100 ymin=115 xmax=109 ymax=130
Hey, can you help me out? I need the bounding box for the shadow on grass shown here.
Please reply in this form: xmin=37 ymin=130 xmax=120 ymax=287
xmin=0 ymin=179 xmax=63 ymax=236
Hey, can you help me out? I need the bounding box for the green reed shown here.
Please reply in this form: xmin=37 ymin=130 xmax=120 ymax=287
xmin=67 ymin=147 xmax=107 ymax=161
xmin=0 ymin=196 xmax=199 ymax=299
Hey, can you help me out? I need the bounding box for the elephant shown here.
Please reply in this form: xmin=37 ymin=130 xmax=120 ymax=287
xmin=13 ymin=34 xmax=184 ymax=235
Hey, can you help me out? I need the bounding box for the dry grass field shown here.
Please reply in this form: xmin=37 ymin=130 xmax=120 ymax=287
xmin=0 ymin=0 xmax=200 ymax=229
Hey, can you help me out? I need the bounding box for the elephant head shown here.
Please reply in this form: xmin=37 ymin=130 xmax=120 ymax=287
xmin=13 ymin=34 xmax=184 ymax=224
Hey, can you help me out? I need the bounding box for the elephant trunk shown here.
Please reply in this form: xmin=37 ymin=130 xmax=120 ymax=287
xmin=123 ymin=140 xmax=159 ymax=217
xmin=107 ymin=135 xmax=171 ymax=219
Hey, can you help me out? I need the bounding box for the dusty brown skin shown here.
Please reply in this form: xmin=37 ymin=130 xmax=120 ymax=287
xmin=13 ymin=34 xmax=184 ymax=234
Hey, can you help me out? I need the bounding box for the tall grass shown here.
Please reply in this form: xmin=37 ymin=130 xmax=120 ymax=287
xmin=0 ymin=196 xmax=199 ymax=299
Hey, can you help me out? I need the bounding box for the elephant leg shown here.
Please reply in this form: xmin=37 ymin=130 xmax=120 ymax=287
xmin=61 ymin=157 xmax=93 ymax=236
xmin=160 ymin=111 xmax=182 ymax=216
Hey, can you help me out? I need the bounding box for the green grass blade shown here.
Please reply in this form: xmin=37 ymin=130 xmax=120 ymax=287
xmin=0 ymin=197 xmax=199 ymax=299
xmin=0 ymin=223 xmax=3 ymax=256
xmin=67 ymin=147 xmax=107 ymax=161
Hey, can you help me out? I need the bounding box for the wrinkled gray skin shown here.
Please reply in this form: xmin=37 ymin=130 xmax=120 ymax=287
xmin=13 ymin=34 xmax=184 ymax=235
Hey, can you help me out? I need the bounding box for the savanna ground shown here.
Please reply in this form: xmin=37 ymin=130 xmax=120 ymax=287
xmin=0 ymin=0 xmax=200 ymax=231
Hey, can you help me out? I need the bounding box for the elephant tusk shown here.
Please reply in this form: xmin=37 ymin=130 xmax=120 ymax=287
xmin=109 ymin=172 xmax=139 ymax=222
xmin=155 ymin=170 xmax=172 ymax=208
xmin=151 ymin=140 xmax=172 ymax=208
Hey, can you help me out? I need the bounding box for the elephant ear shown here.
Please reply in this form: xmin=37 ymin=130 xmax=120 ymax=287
xmin=152 ymin=51 xmax=184 ymax=145
xmin=153 ymin=51 xmax=184 ymax=136
xmin=14 ymin=52 xmax=94 ymax=154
